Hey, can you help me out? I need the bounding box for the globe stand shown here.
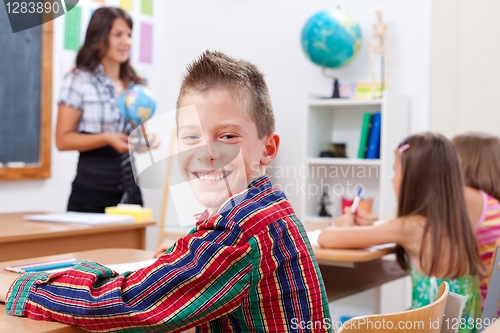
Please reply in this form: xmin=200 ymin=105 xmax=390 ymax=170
xmin=128 ymin=123 xmax=155 ymax=164
xmin=332 ymin=78 xmax=340 ymax=98
xmin=322 ymin=68 xmax=341 ymax=99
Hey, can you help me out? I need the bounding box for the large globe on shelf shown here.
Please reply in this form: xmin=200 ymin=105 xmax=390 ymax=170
xmin=119 ymin=85 xmax=156 ymax=125
xmin=301 ymin=8 xmax=362 ymax=69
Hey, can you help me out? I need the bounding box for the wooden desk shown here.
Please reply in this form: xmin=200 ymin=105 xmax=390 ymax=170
xmin=307 ymin=221 xmax=407 ymax=303
xmin=0 ymin=212 xmax=155 ymax=261
xmin=0 ymin=248 xmax=154 ymax=333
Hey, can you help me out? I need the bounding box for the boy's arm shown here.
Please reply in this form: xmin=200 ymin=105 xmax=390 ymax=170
xmin=5 ymin=228 xmax=253 ymax=332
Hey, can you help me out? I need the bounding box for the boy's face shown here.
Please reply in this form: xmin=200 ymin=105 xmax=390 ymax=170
xmin=177 ymin=89 xmax=275 ymax=212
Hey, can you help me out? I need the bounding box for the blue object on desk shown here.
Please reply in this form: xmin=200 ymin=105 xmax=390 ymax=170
xmin=23 ymin=261 xmax=80 ymax=272
xmin=4 ymin=259 xmax=81 ymax=274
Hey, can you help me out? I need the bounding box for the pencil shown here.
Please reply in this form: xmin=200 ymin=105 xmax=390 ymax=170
xmin=4 ymin=259 xmax=80 ymax=274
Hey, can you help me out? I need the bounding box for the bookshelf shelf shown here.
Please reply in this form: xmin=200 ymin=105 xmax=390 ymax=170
xmin=307 ymin=98 xmax=383 ymax=107
xmin=302 ymin=91 xmax=409 ymax=221
xmin=307 ymin=158 xmax=382 ymax=166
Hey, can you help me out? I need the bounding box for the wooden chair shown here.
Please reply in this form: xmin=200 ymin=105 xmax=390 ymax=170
xmin=441 ymin=292 xmax=465 ymax=333
xmin=481 ymin=237 xmax=500 ymax=322
xmin=481 ymin=318 xmax=500 ymax=333
xmin=337 ymin=282 xmax=449 ymax=333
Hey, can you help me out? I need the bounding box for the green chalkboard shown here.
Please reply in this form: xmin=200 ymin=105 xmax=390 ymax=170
xmin=0 ymin=7 xmax=52 ymax=180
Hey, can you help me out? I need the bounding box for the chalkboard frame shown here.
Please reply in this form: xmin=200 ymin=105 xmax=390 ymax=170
xmin=0 ymin=21 xmax=53 ymax=181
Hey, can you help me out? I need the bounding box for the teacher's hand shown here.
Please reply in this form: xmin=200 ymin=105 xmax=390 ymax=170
xmin=0 ymin=274 xmax=18 ymax=303
xmin=133 ymin=132 xmax=161 ymax=153
xmin=106 ymin=132 xmax=132 ymax=154
xmin=145 ymin=133 xmax=161 ymax=149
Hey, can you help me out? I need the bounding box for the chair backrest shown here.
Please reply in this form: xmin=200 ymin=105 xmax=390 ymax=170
xmin=481 ymin=237 xmax=500 ymax=322
xmin=481 ymin=317 xmax=500 ymax=333
xmin=337 ymin=282 xmax=449 ymax=333
xmin=441 ymin=292 xmax=465 ymax=333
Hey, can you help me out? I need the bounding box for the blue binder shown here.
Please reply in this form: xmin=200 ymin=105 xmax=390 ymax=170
xmin=365 ymin=112 xmax=381 ymax=159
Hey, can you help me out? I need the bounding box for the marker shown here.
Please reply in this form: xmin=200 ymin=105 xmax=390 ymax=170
xmin=350 ymin=187 xmax=363 ymax=214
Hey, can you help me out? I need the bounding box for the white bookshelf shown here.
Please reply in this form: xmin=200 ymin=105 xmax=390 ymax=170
xmin=307 ymin=158 xmax=382 ymax=166
xmin=301 ymin=91 xmax=409 ymax=222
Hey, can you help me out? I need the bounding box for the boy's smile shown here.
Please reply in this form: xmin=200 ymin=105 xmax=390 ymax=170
xmin=177 ymin=89 xmax=279 ymax=212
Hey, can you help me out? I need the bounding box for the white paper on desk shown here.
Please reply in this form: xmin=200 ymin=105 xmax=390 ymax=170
xmin=24 ymin=212 xmax=135 ymax=225
xmin=106 ymin=259 xmax=158 ymax=274
xmin=306 ymin=230 xmax=322 ymax=248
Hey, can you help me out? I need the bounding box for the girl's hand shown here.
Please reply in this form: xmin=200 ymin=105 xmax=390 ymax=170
xmin=106 ymin=132 xmax=131 ymax=153
xmin=0 ymin=274 xmax=17 ymax=303
xmin=331 ymin=206 xmax=355 ymax=227
xmin=353 ymin=207 xmax=375 ymax=226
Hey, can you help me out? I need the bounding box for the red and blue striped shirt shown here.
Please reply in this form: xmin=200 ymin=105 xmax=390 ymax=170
xmin=6 ymin=176 xmax=332 ymax=332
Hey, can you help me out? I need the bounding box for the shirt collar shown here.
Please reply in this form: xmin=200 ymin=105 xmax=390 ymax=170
xmin=95 ymin=64 xmax=117 ymax=93
xmin=195 ymin=174 xmax=272 ymax=224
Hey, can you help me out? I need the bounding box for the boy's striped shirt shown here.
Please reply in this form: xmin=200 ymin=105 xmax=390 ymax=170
xmin=6 ymin=175 xmax=332 ymax=332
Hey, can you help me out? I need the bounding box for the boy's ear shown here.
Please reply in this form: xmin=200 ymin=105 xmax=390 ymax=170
xmin=260 ymin=133 xmax=280 ymax=166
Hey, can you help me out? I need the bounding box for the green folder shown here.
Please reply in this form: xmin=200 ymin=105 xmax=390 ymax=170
xmin=357 ymin=112 xmax=373 ymax=158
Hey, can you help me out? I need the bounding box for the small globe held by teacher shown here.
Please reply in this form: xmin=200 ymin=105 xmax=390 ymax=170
xmin=301 ymin=8 xmax=362 ymax=69
xmin=119 ymin=84 xmax=156 ymax=125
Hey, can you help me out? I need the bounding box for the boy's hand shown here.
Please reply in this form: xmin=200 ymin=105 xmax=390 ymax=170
xmin=153 ymin=240 xmax=175 ymax=258
xmin=0 ymin=274 xmax=17 ymax=303
xmin=353 ymin=207 xmax=375 ymax=226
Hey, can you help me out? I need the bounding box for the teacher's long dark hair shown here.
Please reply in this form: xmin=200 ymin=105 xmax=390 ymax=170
xmin=76 ymin=7 xmax=143 ymax=85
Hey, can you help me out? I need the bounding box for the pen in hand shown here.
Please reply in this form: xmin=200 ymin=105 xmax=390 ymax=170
xmin=350 ymin=187 xmax=363 ymax=214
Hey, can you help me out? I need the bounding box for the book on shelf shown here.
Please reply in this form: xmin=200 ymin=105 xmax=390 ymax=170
xmin=366 ymin=112 xmax=381 ymax=159
xmin=357 ymin=111 xmax=381 ymax=159
xmin=357 ymin=112 xmax=373 ymax=158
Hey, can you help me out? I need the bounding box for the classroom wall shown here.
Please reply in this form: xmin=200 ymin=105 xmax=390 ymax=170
xmin=0 ymin=0 xmax=169 ymax=237
xmin=0 ymin=1 xmax=432 ymax=252
xmin=159 ymin=0 xmax=432 ymax=219
xmin=430 ymin=0 xmax=500 ymax=138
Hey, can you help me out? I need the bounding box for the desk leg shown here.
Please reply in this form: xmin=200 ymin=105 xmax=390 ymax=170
xmin=138 ymin=228 xmax=146 ymax=250
xmin=373 ymin=286 xmax=381 ymax=314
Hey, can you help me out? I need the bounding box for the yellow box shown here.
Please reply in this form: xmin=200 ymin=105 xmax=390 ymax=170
xmin=105 ymin=204 xmax=152 ymax=222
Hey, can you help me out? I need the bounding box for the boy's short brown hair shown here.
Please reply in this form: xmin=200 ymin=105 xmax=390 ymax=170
xmin=177 ymin=50 xmax=275 ymax=138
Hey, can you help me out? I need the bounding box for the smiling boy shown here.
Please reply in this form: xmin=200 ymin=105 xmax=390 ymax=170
xmin=1 ymin=51 xmax=332 ymax=332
